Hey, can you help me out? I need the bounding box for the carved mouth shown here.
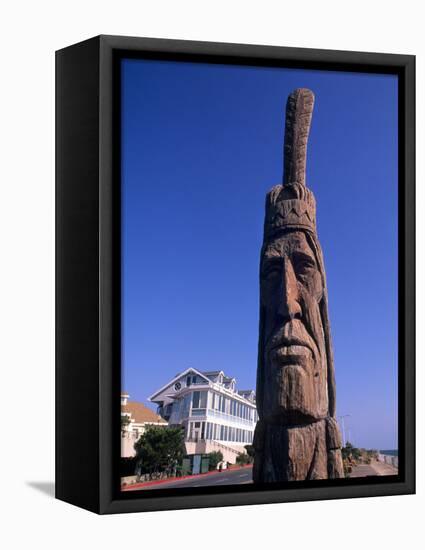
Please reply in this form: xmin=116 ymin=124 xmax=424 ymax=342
xmin=269 ymin=342 xmax=313 ymax=356
xmin=270 ymin=344 xmax=312 ymax=369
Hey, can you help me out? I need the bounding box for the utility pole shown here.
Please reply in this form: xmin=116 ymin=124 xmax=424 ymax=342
xmin=338 ymin=415 xmax=351 ymax=447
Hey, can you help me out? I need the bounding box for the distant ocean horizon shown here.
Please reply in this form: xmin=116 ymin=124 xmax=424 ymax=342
xmin=379 ymin=449 xmax=398 ymax=456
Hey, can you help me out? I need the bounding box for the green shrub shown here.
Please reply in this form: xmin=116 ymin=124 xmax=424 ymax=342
xmin=134 ymin=425 xmax=185 ymax=480
xmin=236 ymin=453 xmax=251 ymax=465
xmin=207 ymin=451 xmax=223 ymax=470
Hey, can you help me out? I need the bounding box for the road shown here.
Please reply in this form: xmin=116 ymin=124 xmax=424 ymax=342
xmin=135 ymin=466 xmax=253 ymax=490
xmin=127 ymin=460 xmax=397 ymax=491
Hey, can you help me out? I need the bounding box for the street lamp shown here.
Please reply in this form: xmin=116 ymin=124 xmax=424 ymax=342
xmin=338 ymin=414 xmax=351 ymax=447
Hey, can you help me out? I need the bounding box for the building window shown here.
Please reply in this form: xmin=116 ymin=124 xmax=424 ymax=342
xmin=215 ymin=395 xmax=219 ymax=411
xmin=192 ymin=391 xmax=207 ymax=409
xmin=192 ymin=391 xmax=200 ymax=408
xmin=190 ymin=421 xmax=201 ymax=441
xmin=172 ymin=401 xmax=180 ymax=417
xmin=182 ymin=394 xmax=191 ymax=416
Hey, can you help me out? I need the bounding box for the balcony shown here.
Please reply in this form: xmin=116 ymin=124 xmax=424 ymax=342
xmin=170 ymin=406 xmax=256 ymax=426
xmin=204 ymin=408 xmax=254 ymax=427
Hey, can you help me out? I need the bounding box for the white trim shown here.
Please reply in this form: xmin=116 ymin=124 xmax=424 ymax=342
xmin=148 ymin=367 xmax=211 ymax=401
xmin=209 ymin=384 xmax=256 ymax=406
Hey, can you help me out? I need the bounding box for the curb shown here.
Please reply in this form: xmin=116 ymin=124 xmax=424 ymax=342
xmin=122 ymin=464 xmax=252 ymax=491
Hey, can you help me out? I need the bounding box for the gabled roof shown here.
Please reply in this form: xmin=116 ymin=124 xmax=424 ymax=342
xmin=122 ymin=401 xmax=167 ymax=425
xmin=148 ymin=367 xmax=211 ymax=401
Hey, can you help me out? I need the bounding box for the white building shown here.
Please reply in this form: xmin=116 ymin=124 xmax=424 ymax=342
xmin=149 ymin=368 xmax=258 ymax=464
xmin=121 ymin=392 xmax=168 ymax=457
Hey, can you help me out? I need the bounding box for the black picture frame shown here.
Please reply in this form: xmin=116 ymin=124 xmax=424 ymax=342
xmin=56 ymin=35 xmax=415 ymax=514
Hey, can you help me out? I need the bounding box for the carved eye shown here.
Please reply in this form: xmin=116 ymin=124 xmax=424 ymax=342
xmin=295 ymin=258 xmax=316 ymax=277
xmin=262 ymin=263 xmax=281 ymax=279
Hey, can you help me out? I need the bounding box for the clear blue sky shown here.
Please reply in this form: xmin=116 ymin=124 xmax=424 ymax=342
xmin=121 ymin=58 xmax=398 ymax=450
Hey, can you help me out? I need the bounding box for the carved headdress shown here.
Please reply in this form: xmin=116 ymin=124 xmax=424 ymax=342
xmin=264 ymin=88 xmax=316 ymax=238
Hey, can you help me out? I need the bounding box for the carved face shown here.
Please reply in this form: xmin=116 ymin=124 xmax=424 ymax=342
xmin=260 ymin=230 xmax=328 ymax=423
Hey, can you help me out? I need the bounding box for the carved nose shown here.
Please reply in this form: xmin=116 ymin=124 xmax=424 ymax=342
xmin=278 ymin=258 xmax=302 ymax=320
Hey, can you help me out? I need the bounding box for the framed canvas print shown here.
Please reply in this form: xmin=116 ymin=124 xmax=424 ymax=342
xmin=56 ymin=35 xmax=415 ymax=514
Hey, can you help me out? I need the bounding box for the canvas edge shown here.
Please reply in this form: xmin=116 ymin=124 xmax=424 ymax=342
xmin=55 ymin=34 xmax=415 ymax=515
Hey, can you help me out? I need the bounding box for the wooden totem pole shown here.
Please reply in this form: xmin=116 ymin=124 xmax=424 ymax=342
xmin=253 ymin=88 xmax=344 ymax=482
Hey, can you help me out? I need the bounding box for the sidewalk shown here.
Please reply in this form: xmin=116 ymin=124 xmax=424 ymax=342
xmin=350 ymin=460 xmax=398 ymax=478
xmin=371 ymin=460 xmax=398 ymax=476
